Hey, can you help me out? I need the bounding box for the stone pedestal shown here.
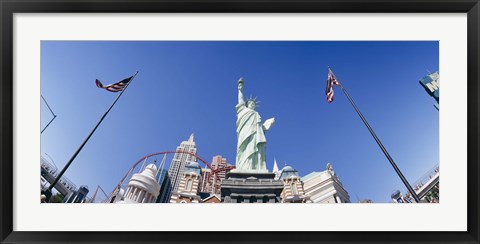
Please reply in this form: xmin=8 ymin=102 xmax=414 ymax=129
xmin=220 ymin=172 xmax=284 ymax=203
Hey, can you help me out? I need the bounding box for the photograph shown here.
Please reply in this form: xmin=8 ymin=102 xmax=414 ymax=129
xmin=2 ymin=1 xmax=478 ymax=242
xmin=40 ymin=41 xmax=440 ymax=204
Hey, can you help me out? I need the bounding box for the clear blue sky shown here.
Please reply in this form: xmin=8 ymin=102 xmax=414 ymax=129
xmin=41 ymin=41 xmax=439 ymax=203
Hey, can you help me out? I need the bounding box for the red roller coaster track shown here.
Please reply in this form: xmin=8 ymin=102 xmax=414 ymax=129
xmin=90 ymin=185 xmax=108 ymax=203
xmin=107 ymin=150 xmax=235 ymax=202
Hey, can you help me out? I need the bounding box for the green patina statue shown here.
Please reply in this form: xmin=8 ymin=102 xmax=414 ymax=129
xmin=235 ymin=77 xmax=275 ymax=173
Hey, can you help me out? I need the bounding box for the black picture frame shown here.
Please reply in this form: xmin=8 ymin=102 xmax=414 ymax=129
xmin=1 ymin=0 xmax=479 ymax=243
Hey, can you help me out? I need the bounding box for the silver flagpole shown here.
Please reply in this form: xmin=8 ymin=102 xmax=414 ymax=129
xmin=329 ymin=67 xmax=421 ymax=203
xmin=45 ymin=71 xmax=139 ymax=198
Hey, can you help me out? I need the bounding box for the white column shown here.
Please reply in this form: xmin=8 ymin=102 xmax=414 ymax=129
xmin=129 ymin=187 xmax=135 ymax=199
xmin=149 ymin=193 xmax=154 ymax=203
xmin=145 ymin=193 xmax=151 ymax=203
xmin=126 ymin=187 xmax=132 ymax=199
xmin=139 ymin=190 xmax=145 ymax=203
xmin=126 ymin=186 xmax=132 ymax=198
xmin=133 ymin=189 xmax=140 ymax=202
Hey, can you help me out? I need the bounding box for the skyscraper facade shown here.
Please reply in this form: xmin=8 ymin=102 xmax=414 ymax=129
xmin=165 ymin=134 xmax=198 ymax=201
xmin=203 ymin=155 xmax=232 ymax=194
xmin=200 ymin=167 xmax=211 ymax=193
xmin=155 ymin=169 xmax=171 ymax=203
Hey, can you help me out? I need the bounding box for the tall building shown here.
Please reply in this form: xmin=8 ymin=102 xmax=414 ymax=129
xmin=165 ymin=133 xmax=198 ymax=201
xmin=203 ymin=155 xmax=232 ymax=194
xmin=302 ymin=163 xmax=351 ymax=203
xmin=156 ymin=176 xmax=172 ymax=203
xmin=200 ymin=167 xmax=211 ymax=193
xmin=155 ymin=169 xmax=171 ymax=203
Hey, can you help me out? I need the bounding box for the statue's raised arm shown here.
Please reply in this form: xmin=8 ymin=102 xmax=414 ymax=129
xmin=238 ymin=77 xmax=245 ymax=105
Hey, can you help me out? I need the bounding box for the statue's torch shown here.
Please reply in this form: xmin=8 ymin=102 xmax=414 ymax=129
xmin=238 ymin=77 xmax=244 ymax=91
xmin=238 ymin=77 xmax=244 ymax=86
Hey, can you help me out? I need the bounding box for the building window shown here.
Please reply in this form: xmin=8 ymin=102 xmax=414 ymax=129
xmin=186 ymin=179 xmax=193 ymax=192
xmin=291 ymin=183 xmax=298 ymax=195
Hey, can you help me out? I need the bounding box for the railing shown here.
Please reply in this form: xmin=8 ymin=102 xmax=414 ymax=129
xmin=411 ymin=164 xmax=439 ymax=192
xmin=41 ymin=156 xmax=77 ymax=192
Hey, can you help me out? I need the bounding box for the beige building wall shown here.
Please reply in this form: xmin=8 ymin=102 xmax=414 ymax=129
xmin=302 ymin=166 xmax=351 ymax=203
xmin=170 ymin=162 xmax=203 ymax=203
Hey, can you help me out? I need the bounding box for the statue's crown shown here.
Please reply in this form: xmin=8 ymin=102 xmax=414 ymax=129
xmin=247 ymin=95 xmax=260 ymax=105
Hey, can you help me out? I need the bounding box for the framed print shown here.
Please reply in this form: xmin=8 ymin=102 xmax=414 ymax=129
xmin=1 ymin=0 xmax=479 ymax=243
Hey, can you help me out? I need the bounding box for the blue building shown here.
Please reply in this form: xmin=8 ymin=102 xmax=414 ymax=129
xmin=156 ymin=169 xmax=172 ymax=203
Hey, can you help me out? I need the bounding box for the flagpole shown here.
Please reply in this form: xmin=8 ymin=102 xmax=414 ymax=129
xmin=46 ymin=71 xmax=139 ymax=197
xmin=334 ymin=72 xmax=421 ymax=203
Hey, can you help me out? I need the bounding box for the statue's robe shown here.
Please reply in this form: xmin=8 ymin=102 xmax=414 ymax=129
xmin=235 ymin=103 xmax=267 ymax=172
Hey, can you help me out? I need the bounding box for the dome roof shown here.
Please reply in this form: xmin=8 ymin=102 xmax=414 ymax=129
xmin=187 ymin=161 xmax=200 ymax=168
xmin=279 ymin=164 xmax=299 ymax=180
xmin=282 ymin=165 xmax=296 ymax=172
xmin=146 ymin=163 xmax=157 ymax=171
xmin=141 ymin=164 xmax=157 ymax=178
xmin=127 ymin=163 xmax=161 ymax=198
xmin=184 ymin=161 xmax=202 ymax=175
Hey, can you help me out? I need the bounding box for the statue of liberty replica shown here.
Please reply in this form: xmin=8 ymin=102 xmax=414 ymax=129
xmin=234 ymin=77 xmax=275 ymax=173
xmin=221 ymin=77 xmax=283 ymax=203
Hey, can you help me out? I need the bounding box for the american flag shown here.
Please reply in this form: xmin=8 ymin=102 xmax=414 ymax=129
xmin=96 ymin=76 xmax=133 ymax=92
xmin=325 ymin=68 xmax=340 ymax=103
